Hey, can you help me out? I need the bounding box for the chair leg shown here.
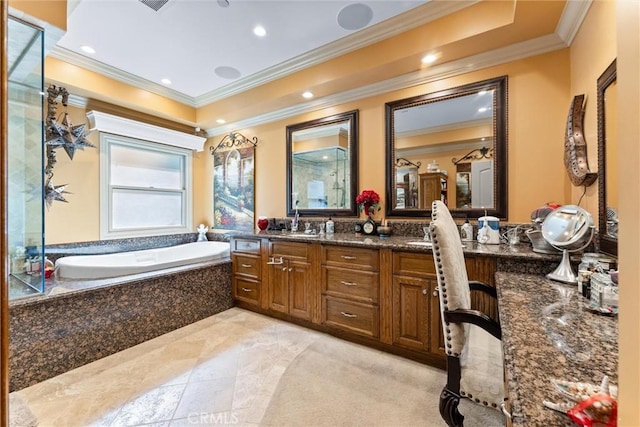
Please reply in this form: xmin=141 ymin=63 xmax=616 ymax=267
xmin=440 ymin=387 xmax=464 ymax=427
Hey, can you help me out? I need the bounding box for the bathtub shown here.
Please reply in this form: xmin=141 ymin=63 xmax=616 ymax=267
xmin=55 ymin=241 xmax=230 ymax=280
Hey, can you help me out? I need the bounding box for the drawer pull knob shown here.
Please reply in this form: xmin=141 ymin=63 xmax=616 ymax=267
xmin=267 ymin=257 xmax=284 ymax=265
xmin=241 ymin=287 xmax=253 ymax=292
xmin=241 ymin=263 xmax=252 ymax=268
xmin=341 ymin=255 xmax=357 ymax=260
xmin=340 ymin=281 xmax=357 ymax=287
xmin=340 ymin=311 xmax=357 ymax=318
xmin=289 ymin=267 xmax=293 ymax=272
xmin=282 ymin=267 xmax=288 ymax=271
xmin=432 ymin=290 xmax=438 ymax=297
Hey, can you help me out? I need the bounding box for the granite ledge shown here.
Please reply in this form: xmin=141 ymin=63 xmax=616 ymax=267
xmin=495 ymin=272 xmax=618 ymax=427
xmin=229 ymin=230 xmax=564 ymax=262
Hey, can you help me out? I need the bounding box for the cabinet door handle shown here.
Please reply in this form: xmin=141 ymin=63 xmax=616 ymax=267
xmin=500 ymin=402 xmax=512 ymax=419
xmin=422 ymin=288 xmax=428 ymax=295
xmin=241 ymin=287 xmax=253 ymax=292
xmin=341 ymin=255 xmax=357 ymax=260
xmin=282 ymin=267 xmax=287 ymax=271
xmin=267 ymin=257 xmax=284 ymax=265
xmin=289 ymin=267 xmax=293 ymax=272
xmin=432 ymin=286 xmax=440 ymax=297
xmin=241 ymin=263 xmax=252 ymax=268
xmin=340 ymin=281 xmax=357 ymax=287
xmin=340 ymin=311 xmax=357 ymax=318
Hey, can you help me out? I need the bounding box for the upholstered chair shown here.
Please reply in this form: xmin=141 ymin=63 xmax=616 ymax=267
xmin=430 ymin=200 xmax=506 ymax=427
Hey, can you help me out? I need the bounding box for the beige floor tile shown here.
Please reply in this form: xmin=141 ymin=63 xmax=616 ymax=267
xmin=109 ymin=384 xmax=186 ymax=426
xmin=172 ymin=377 xmax=236 ymax=419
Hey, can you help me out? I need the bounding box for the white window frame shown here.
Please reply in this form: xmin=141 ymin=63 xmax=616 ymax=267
xmin=100 ymin=132 xmax=193 ymax=239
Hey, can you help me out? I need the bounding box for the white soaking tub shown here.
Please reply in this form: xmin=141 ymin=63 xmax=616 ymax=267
xmin=55 ymin=241 xmax=230 ymax=280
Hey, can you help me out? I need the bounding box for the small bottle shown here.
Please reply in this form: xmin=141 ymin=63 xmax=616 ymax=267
xmin=326 ymin=217 xmax=335 ymax=234
xmin=461 ymin=217 xmax=473 ymax=241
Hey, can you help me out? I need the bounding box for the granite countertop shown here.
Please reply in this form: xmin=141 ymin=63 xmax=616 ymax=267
xmin=231 ymin=230 xmax=563 ymax=261
xmin=495 ymin=272 xmax=618 ymax=426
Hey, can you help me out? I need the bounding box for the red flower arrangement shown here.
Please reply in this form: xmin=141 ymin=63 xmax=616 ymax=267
xmin=356 ymin=189 xmax=381 ymax=216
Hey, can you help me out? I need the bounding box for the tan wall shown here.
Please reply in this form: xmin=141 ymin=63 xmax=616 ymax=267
xmin=569 ymin=0 xmax=617 ymax=222
xmin=616 ymin=0 xmax=640 ymax=424
xmin=199 ymin=50 xmax=571 ymax=225
xmin=46 ymin=49 xmax=570 ymax=243
xmin=8 ymin=0 xmax=66 ymax=30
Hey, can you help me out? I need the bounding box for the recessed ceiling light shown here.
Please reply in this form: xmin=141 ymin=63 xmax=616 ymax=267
xmin=421 ymin=54 xmax=438 ymax=64
xmin=302 ymin=91 xmax=314 ymax=99
xmin=80 ymin=45 xmax=96 ymax=54
xmin=216 ymin=119 xmax=226 ymax=124
xmin=161 ymin=78 xmax=172 ymax=85
xmin=253 ymin=25 xmax=266 ymax=37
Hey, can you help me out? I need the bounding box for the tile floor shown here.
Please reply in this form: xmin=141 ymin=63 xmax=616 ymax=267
xmin=13 ymin=308 xmax=464 ymax=426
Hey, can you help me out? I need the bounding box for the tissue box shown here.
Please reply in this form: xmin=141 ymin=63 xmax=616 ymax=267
xmin=590 ymin=272 xmax=618 ymax=309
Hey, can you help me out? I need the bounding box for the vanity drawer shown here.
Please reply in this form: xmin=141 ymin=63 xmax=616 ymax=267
xmin=232 ymin=238 xmax=261 ymax=255
xmin=393 ymin=251 xmax=436 ymax=277
xmin=234 ymin=277 xmax=260 ymax=305
xmin=323 ymin=296 xmax=379 ymax=338
xmin=233 ymin=254 xmax=260 ymax=278
xmin=269 ymin=241 xmax=308 ymax=260
xmin=322 ymin=246 xmax=379 ymax=270
xmin=323 ymin=266 xmax=379 ymax=302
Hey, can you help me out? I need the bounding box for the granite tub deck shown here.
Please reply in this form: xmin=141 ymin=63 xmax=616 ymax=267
xmin=496 ymin=272 xmax=618 ymax=426
xmin=9 ymin=258 xmax=232 ymax=391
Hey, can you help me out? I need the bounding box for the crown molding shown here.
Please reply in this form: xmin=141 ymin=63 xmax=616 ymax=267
xmin=47 ymin=1 xmax=478 ymax=108
xmin=206 ymin=32 xmax=567 ymax=137
xmin=48 ymin=46 xmax=196 ymax=106
xmin=193 ymin=0 xmax=479 ymax=107
xmin=556 ymin=0 xmax=592 ymax=45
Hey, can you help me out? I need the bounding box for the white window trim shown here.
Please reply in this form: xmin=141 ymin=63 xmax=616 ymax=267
xmin=100 ymin=133 xmax=193 ymax=240
xmin=87 ymin=110 xmax=206 ymax=151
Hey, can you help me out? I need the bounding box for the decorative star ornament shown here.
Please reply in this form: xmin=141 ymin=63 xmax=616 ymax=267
xmin=45 ymin=113 xmax=95 ymax=160
xmin=44 ymin=179 xmax=71 ymax=209
xmin=60 ymin=113 xmax=95 ymax=160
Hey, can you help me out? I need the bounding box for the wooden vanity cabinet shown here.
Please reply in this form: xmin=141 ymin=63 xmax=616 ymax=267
xmin=267 ymin=240 xmax=314 ymax=321
xmin=231 ymin=237 xmax=263 ymax=307
xmin=321 ymin=245 xmax=380 ymax=338
xmin=392 ymin=251 xmax=445 ymax=358
xmin=465 ymin=256 xmax=499 ymax=321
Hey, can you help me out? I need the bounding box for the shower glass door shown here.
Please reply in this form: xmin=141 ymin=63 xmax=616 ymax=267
xmin=7 ymin=16 xmax=45 ymax=299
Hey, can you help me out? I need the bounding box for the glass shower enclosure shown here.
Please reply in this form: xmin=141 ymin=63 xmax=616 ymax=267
xmin=7 ymin=16 xmax=45 ymax=299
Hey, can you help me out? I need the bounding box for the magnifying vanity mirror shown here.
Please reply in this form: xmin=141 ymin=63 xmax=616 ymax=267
xmin=385 ymin=76 xmax=507 ymax=218
xmin=597 ymin=59 xmax=617 ymax=257
xmin=286 ymin=110 xmax=359 ymax=216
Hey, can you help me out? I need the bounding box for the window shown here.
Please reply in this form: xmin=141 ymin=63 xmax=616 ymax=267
xmin=100 ymin=133 xmax=192 ymax=239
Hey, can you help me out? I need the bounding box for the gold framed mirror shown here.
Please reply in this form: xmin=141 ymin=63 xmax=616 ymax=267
xmin=385 ymin=76 xmax=508 ymax=219
xmin=286 ymin=110 xmax=359 ymax=216
xmin=597 ymin=59 xmax=617 ymax=257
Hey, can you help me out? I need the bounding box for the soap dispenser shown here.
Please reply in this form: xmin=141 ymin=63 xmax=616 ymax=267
xmin=461 ymin=217 xmax=473 ymax=242
xmin=326 ymin=217 xmax=335 ymax=234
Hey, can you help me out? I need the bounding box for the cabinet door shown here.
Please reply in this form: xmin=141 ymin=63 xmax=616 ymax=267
xmin=268 ymin=261 xmax=289 ymax=314
xmin=288 ymin=260 xmax=312 ymax=321
xmin=429 ymin=279 xmax=446 ymax=357
xmin=392 ymin=275 xmax=429 ymax=351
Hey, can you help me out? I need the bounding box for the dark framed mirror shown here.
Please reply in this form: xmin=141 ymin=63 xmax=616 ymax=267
xmin=597 ymin=59 xmax=617 ymax=257
xmin=385 ymin=76 xmax=507 ymax=219
xmin=286 ymin=110 xmax=359 ymax=216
